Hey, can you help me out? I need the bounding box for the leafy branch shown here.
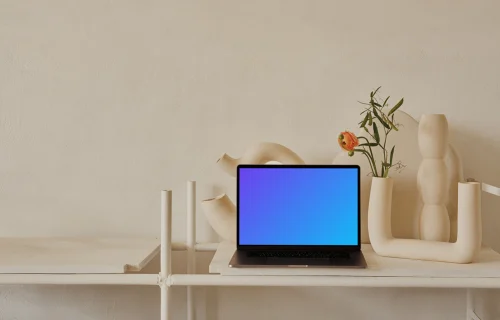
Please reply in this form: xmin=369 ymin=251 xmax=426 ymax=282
xmin=353 ymin=87 xmax=404 ymax=178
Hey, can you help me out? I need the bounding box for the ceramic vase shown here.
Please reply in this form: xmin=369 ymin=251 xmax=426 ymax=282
xmin=217 ymin=142 xmax=305 ymax=177
xmin=368 ymin=176 xmax=482 ymax=263
xmin=417 ymin=114 xmax=450 ymax=242
xmin=201 ymin=194 xmax=236 ymax=243
xmin=202 ymin=142 xmax=304 ymax=241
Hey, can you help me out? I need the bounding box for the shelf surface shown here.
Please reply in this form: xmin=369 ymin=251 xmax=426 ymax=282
xmin=210 ymin=242 xmax=500 ymax=278
xmin=0 ymin=237 xmax=160 ymax=274
xmin=169 ymin=274 xmax=500 ymax=288
xmin=0 ymin=273 xmax=159 ymax=285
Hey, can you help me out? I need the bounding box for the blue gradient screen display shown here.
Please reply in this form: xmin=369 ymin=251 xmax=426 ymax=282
xmin=238 ymin=167 xmax=359 ymax=246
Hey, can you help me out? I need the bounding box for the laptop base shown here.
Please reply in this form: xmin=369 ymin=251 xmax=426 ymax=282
xmin=228 ymin=250 xmax=367 ymax=268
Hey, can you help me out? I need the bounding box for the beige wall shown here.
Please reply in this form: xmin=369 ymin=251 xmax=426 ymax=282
xmin=1 ymin=0 xmax=500 ymax=319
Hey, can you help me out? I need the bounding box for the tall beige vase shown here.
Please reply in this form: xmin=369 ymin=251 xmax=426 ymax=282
xmin=417 ymin=114 xmax=451 ymax=241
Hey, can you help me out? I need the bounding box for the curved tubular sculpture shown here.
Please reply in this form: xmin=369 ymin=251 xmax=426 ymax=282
xmin=368 ymin=177 xmax=482 ymax=263
xmin=217 ymin=142 xmax=305 ymax=177
xmin=201 ymin=194 xmax=236 ymax=243
xmin=202 ymin=142 xmax=305 ymax=242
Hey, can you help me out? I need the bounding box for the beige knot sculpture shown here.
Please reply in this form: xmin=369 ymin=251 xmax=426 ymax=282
xmin=201 ymin=142 xmax=305 ymax=242
xmin=201 ymin=194 xmax=236 ymax=243
xmin=216 ymin=142 xmax=305 ymax=177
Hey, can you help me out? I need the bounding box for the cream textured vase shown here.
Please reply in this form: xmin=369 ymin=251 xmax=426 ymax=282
xmin=417 ymin=114 xmax=450 ymax=242
xmin=368 ymin=177 xmax=482 ymax=263
xmin=200 ymin=194 xmax=236 ymax=243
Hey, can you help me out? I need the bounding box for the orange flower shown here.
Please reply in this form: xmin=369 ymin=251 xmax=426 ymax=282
xmin=338 ymin=131 xmax=359 ymax=152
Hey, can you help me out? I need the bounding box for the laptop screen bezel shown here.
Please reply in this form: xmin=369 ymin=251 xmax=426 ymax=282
xmin=236 ymin=164 xmax=361 ymax=252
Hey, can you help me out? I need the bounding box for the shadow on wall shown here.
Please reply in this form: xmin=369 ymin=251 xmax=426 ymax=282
xmin=476 ymin=289 xmax=500 ymax=319
xmin=450 ymin=125 xmax=500 ymax=253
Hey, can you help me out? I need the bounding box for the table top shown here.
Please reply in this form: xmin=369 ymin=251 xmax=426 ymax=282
xmin=210 ymin=242 xmax=500 ymax=278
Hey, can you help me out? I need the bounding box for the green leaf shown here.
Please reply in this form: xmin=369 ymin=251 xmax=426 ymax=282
xmin=388 ymin=98 xmax=404 ymax=116
xmin=360 ymin=112 xmax=369 ymax=128
xmin=360 ymin=107 xmax=371 ymax=115
xmin=371 ymin=86 xmax=381 ymax=98
xmin=373 ymin=122 xmax=380 ymax=143
xmin=387 ymin=117 xmax=399 ymax=131
xmin=373 ymin=109 xmax=391 ymax=129
xmin=390 ymin=146 xmax=395 ymax=165
xmin=368 ymin=112 xmax=373 ymax=125
xmin=383 ymin=96 xmax=390 ymax=107
xmin=359 ymin=142 xmax=378 ymax=147
xmin=371 ymin=101 xmax=383 ymax=109
xmin=363 ymin=126 xmax=369 ymax=133
xmin=358 ymin=101 xmax=372 ymax=106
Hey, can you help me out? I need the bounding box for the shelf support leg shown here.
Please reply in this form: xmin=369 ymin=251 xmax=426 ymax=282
xmin=161 ymin=284 xmax=170 ymax=320
xmin=161 ymin=190 xmax=173 ymax=320
xmin=187 ymin=181 xmax=196 ymax=320
xmin=467 ymin=289 xmax=482 ymax=320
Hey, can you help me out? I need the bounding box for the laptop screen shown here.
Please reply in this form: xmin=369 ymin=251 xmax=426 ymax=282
xmin=237 ymin=165 xmax=359 ymax=247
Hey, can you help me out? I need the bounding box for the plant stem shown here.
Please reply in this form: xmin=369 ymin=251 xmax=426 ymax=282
xmin=382 ymin=123 xmax=392 ymax=177
xmin=362 ymin=130 xmax=387 ymax=152
xmin=365 ymin=152 xmax=379 ymax=177
xmin=357 ymin=137 xmax=379 ymax=177
xmin=361 ymin=146 xmax=376 ymax=176
xmin=366 ymin=145 xmax=378 ymax=177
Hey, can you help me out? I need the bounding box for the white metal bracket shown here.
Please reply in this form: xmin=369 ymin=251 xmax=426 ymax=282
xmin=158 ymin=273 xmax=170 ymax=287
xmin=481 ymin=183 xmax=500 ymax=196
xmin=467 ymin=178 xmax=500 ymax=197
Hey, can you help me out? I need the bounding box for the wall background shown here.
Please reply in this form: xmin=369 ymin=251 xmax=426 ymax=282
xmin=1 ymin=0 xmax=500 ymax=319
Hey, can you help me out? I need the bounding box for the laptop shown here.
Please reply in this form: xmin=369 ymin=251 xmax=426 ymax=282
xmin=229 ymin=164 xmax=367 ymax=268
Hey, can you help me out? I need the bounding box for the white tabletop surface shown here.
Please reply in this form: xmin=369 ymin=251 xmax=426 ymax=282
xmin=0 ymin=237 xmax=160 ymax=274
xmin=210 ymin=242 xmax=500 ymax=278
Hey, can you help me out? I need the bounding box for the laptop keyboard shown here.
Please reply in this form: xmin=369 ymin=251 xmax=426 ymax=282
xmin=248 ymin=251 xmax=350 ymax=259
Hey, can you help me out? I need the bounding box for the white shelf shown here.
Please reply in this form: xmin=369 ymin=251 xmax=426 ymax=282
xmin=169 ymin=274 xmax=500 ymax=289
xmin=0 ymin=184 xmax=493 ymax=320
xmin=0 ymin=237 xmax=160 ymax=274
xmin=0 ymin=273 xmax=159 ymax=285
xmin=209 ymin=242 xmax=500 ymax=287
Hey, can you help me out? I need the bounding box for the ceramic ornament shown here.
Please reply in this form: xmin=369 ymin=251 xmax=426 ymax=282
xmin=217 ymin=142 xmax=305 ymax=177
xmin=203 ymin=142 xmax=305 ymax=243
xmin=417 ymin=114 xmax=451 ymax=242
xmin=368 ymin=177 xmax=481 ymax=263
xmin=201 ymin=194 xmax=237 ymax=243
xmin=333 ymin=110 xmax=463 ymax=243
